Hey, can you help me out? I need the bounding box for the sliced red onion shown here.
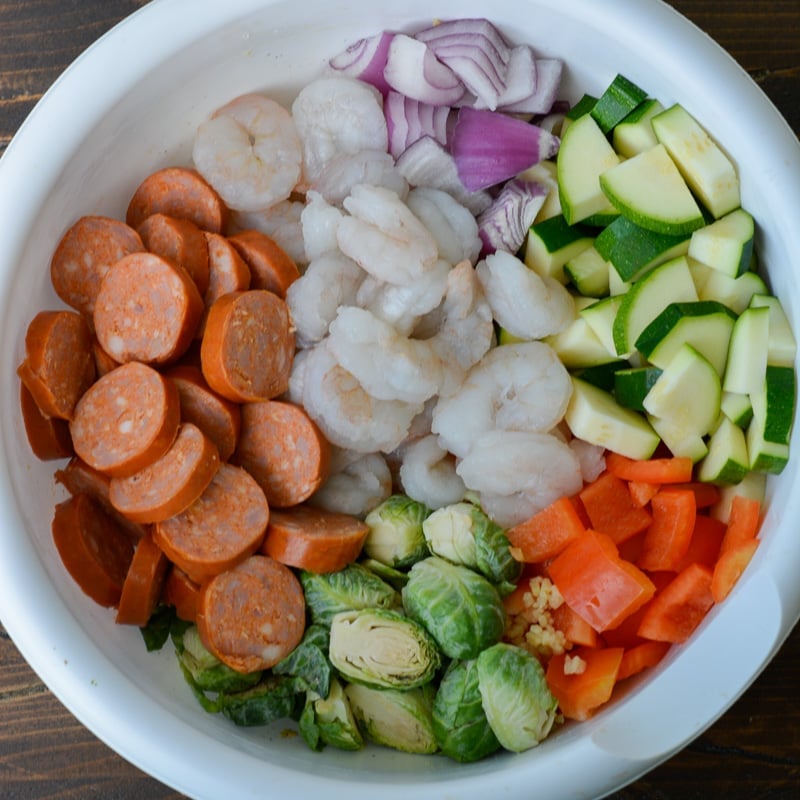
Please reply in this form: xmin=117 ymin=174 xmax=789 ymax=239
xmin=450 ymin=106 xmax=561 ymax=191
xmin=415 ymin=18 xmax=512 ymax=64
xmin=394 ymin=136 xmax=492 ymax=215
xmin=384 ymin=91 xmax=455 ymax=158
xmin=329 ymin=31 xmax=395 ymax=95
xmin=476 ymin=178 xmax=550 ymax=255
xmin=383 ymin=34 xmax=466 ymax=106
xmin=498 ymin=58 xmax=564 ymax=115
xmin=490 ymin=45 xmax=536 ymax=109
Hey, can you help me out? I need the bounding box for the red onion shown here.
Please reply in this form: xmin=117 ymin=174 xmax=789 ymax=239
xmin=329 ymin=31 xmax=395 ymax=95
xmin=450 ymin=106 xmax=561 ymax=191
xmin=491 ymin=45 xmax=536 ymax=109
xmin=477 ymin=178 xmax=550 ymax=255
xmin=499 ymin=57 xmax=563 ymax=115
xmin=384 ymin=91 xmax=455 ymax=158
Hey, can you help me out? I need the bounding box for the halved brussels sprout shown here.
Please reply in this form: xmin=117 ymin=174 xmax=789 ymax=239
xmin=299 ymin=677 xmax=365 ymax=752
xmin=476 ymin=642 xmax=560 ymax=752
xmin=345 ymin=682 xmax=439 ymax=754
xmin=219 ymin=674 xmax=301 ymax=727
xmin=402 ymin=556 xmax=505 ymax=660
xmin=273 ymin=623 xmax=331 ymax=698
xmin=432 ymin=659 xmax=501 ymax=763
xmin=359 ymin=557 xmax=410 ymax=589
xmin=300 ymin=563 xmax=400 ymax=626
xmin=363 ymin=494 xmax=431 ymax=568
xmin=329 ymin=608 xmax=441 ymax=689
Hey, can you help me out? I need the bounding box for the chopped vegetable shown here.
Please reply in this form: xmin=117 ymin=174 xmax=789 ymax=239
xmin=578 ymin=471 xmax=653 ymax=544
xmin=506 ymin=494 xmax=586 ymax=563
xmin=362 ymin=493 xmax=431 ymax=569
xmin=636 ymin=489 xmax=696 ymax=572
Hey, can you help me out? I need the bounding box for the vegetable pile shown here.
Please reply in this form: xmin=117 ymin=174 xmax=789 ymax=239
xmin=15 ymin=15 xmax=797 ymax=766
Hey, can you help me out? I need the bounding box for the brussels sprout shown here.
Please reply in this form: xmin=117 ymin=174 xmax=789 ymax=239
xmin=177 ymin=625 xmax=262 ymax=694
xmin=299 ymin=677 xmax=365 ymax=752
xmin=363 ymin=494 xmax=431 ymax=568
xmin=140 ymin=603 xmax=182 ymax=652
xmin=273 ymin=624 xmax=331 ymax=698
xmin=220 ymin=674 xmax=301 ymax=727
xmin=402 ymin=556 xmax=505 ymax=660
xmin=359 ymin=558 xmax=410 ymax=589
xmin=300 ymin=563 xmax=400 ymax=626
xmin=476 ymin=642 xmax=559 ymax=752
xmin=345 ymin=682 xmax=438 ymax=754
xmin=432 ymin=659 xmax=501 ymax=763
xmin=329 ymin=608 xmax=441 ymax=689
xmin=423 ymin=502 xmax=521 ymax=588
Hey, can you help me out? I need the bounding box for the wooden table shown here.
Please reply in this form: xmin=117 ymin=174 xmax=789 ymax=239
xmin=1 ymin=1 xmax=798 ymax=797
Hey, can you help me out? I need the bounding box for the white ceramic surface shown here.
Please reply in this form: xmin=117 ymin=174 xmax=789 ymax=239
xmin=1 ymin=1 xmax=799 ymax=798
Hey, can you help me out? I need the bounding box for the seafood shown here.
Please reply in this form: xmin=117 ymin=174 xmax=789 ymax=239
xmin=300 ymin=191 xmax=345 ymax=261
xmin=230 ymin=200 xmax=307 ymax=266
xmin=398 ymin=434 xmax=466 ymax=510
xmin=310 ymin=447 xmax=392 ymax=518
xmin=313 ymin=149 xmax=408 ymax=205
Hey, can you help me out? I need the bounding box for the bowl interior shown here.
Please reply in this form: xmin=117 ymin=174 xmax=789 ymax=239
xmin=1 ymin=1 xmax=799 ymax=798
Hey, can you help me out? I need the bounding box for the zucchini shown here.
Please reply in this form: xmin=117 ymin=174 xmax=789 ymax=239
xmin=747 ymin=415 xmax=790 ymax=475
xmin=580 ymin=295 xmax=625 ymax=357
xmin=590 ymin=74 xmax=648 ymax=134
xmin=576 ymin=361 xmax=621 ymax=393
xmin=564 ymin=246 xmax=610 ymax=297
xmin=518 ymin=160 xmax=561 ymax=222
xmin=546 ymin=316 xmax=622 ymax=369
xmin=698 ymin=268 xmax=768 ymax=314
xmin=524 ymin=214 xmax=594 ymax=283
xmin=599 ymin=144 xmax=705 ymax=236
xmin=749 ymin=294 xmax=797 ymax=367
xmin=647 ymin=414 xmax=709 ymax=462
xmin=687 ymin=208 xmax=755 ymax=278
xmin=697 ymin=415 xmax=750 ymax=485
xmin=749 ymin=365 xmax=796 ymax=446
xmin=651 ymin=103 xmax=740 ymax=219
xmin=710 ymin=470 xmax=767 ymax=523
xmin=614 ymin=366 xmax=663 ymax=412
xmin=720 ymin=391 xmax=753 ymax=428
xmin=722 ymin=305 xmax=770 ymax=395
xmin=612 ymin=98 xmax=664 ymax=158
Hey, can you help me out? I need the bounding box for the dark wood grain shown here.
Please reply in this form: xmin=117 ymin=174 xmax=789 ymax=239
xmin=1 ymin=1 xmax=799 ymax=798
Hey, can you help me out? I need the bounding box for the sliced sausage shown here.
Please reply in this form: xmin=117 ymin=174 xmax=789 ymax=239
xmin=164 ymin=365 xmax=241 ymax=461
xmin=227 ymin=229 xmax=299 ymax=298
xmin=196 ymin=554 xmax=305 ymax=673
xmin=93 ymin=252 xmax=203 ymax=365
xmin=17 ymin=310 xmax=96 ymax=420
xmin=162 ymin=566 xmax=202 ymax=623
xmin=55 ymin=456 xmax=148 ymax=540
xmin=260 ymin=504 xmax=369 ymax=573
xmin=115 ymin=534 xmax=170 ymax=626
xmin=198 ymin=231 xmax=251 ymax=337
xmin=234 ymin=400 xmax=330 ymax=507
xmin=138 ymin=213 xmax=210 ymax=296
xmin=200 ymin=290 xmax=294 ymax=403
xmin=19 ymin=382 xmax=73 ymax=461
xmin=109 ymin=423 xmax=220 ymax=524
xmin=70 ymin=361 xmax=180 ymax=478
xmin=92 ymin=338 xmax=121 ymax=378
xmin=51 ymin=493 xmax=135 ymax=607
xmin=153 ymin=463 xmax=269 ymax=584
xmin=126 ymin=166 xmax=229 ymax=234
xmin=50 ymin=215 xmax=145 ymax=324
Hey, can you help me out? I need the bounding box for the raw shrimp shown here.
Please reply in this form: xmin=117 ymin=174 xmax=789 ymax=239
xmin=455 ymin=430 xmax=584 ymax=528
xmin=310 ymin=448 xmax=392 ymax=517
xmin=285 ymin=251 xmax=364 ymax=348
xmin=398 ymin=434 xmax=466 ymax=510
xmin=313 ymin=149 xmax=408 ymax=205
xmin=431 ymin=341 xmax=572 ymax=458
xmin=327 ymin=306 xmax=443 ymax=404
xmin=475 ymin=250 xmax=575 ymax=340
xmin=285 ymin=346 xmax=311 ymax=405
xmin=337 ymin=184 xmax=439 ymax=285
xmin=192 ymin=93 xmax=302 ymax=212
xmin=231 ymin=200 xmax=307 ymax=266
xmin=355 ymin=258 xmax=450 ymax=336
xmin=405 ymin=187 xmax=482 ymax=266
xmin=291 ymin=77 xmax=388 ymax=185
xmin=425 ymin=259 xmax=494 ymax=396
xmin=301 ymin=339 xmax=422 ymax=454
xmin=569 ymin=437 xmax=607 ymax=483
xmin=301 ymin=191 xmax=345 ymax=261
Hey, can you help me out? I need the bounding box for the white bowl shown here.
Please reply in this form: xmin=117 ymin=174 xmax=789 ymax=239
xmin=1 ymin=1 xmax=799 ymax=798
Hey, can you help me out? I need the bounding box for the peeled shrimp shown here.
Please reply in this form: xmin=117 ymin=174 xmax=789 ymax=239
xmin=398 ymin=434 xmax=466 ymax=510
xmin=405 ymin=187 xmax=482 ymax=267
xmin=291 ymin=77 xmax=388 ymax=185
xmin=301 ymin=191 xmax=345 ymax=261
xmin=193 ymin=93 xmax=302 ymax=212
xmin=475 ymin=250 xmax=575 ymax=340
xmin=231 ymin=199 xmax=307 ymax=266
xmin=327 ymin=306 xmax=443 ymax=404
xmin=569 ymin=437 xmax=607 ymax=483
xmin=310 ymin=448 xmax=392 ymax=517
xmin=337 ymin=184 xmax=439 ymax=286
xmin=431 ymin=341 xmax=572 ymax=458
xmin=456 ymin=430 xmax=584 ymax=527
xmin=285 ymin=251 xmax=364 ymax=348
xmin=313 ymin=149 xmax=408 ymax=205
xmin=285 ymin=346 xmax=311 ymax=405
xmin=301 ymin=339 xmax=422 ymax=454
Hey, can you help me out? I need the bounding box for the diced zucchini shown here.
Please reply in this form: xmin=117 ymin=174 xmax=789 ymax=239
xmin=599 ymin=144 xmax=705 ymax=236
xmin=749 ymin=294 xmax=797 ymax=367
xmin=564 ymin=93 xmax=598 ymax=122
xmin=564 ymin=246 xmax=610 ymax=297
xmin=590 ymin=74 xmax=648 ymax=134
xmin=612 ymin=98 xmax=664 ymax=157
xmin=565 ymin=376 xmax=660 ymax=459
xmin=634 ymin=299 xmax=737 ymax=376
xmin=557 ymin=114 xmax=621 ymax=225
xmin=747 ymin=415 xmax=790 ymax=475
xmin=576 ymin=361 xmax=622 ymax=392
xmin=722 ymin=305 xmax=770 ymax=395
xmin=545 ymin=317 xmax=623 ymax=369
xmin=614 ymin=366 xmax=663 ymax=412
xmin=612 ymin=255 xmax=698 ymax=356
xmin=697 ymin=415 xmax=750 ymax=485
xmin=581 ymin=295 xmax=625 ymax=357
xmin=647 ymin=414 xmax=709 ymax=462
xmin=518 ymin=160 xmax=561 ymax=222
xmin=710 ymin=470 xmax=767 ymax=523
xmin=594 ymin=214 xmax=691 ymax=282
xmin=608 ymin=261 xmax=632 ymax=296
xmin=651 ymin=103 xmax=740 ymax=219
xmin=698 ymin=268 xmax=768 ymax=314
xmin=687 ymin=208 xmax=755 ymax=277
xmin=524 ymin=214 xmax=594 ymax=283
xmin=720 ymin=391 xmax=753 ymax=428
xmin=749 ymin=365 xmax=795 ymax=446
